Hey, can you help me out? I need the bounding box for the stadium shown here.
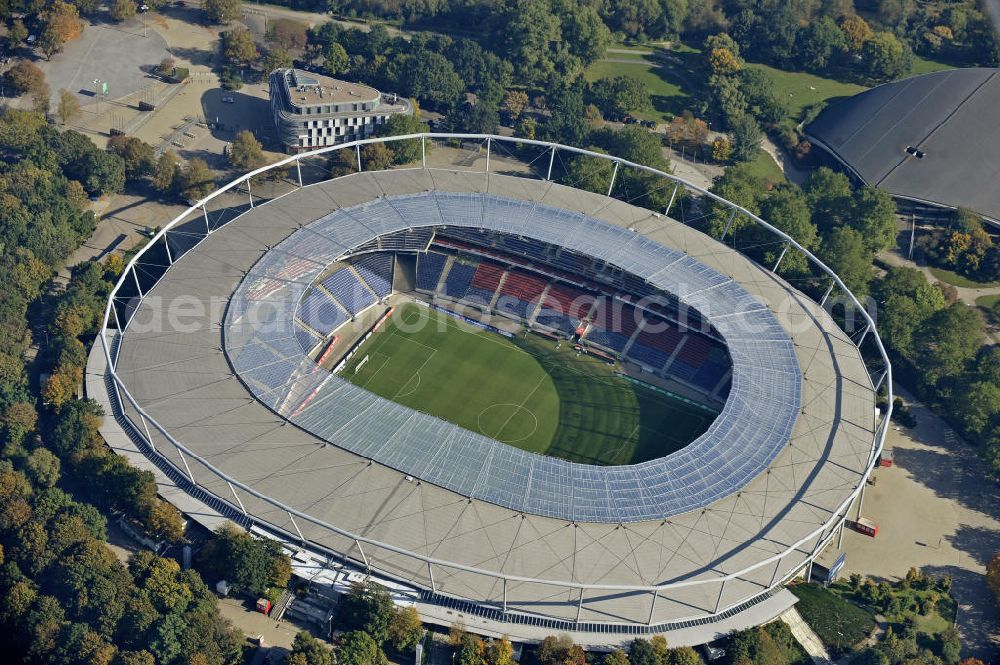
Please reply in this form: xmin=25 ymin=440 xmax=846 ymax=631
xmin=91 ymin=135 xmax=890 ymax=644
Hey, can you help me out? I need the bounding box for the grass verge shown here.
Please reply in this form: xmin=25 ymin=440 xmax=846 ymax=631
xmin=789 ymin=583 xmax=876 ymax=656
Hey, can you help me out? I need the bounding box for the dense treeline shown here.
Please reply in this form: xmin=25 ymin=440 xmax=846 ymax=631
xmin=244 ymin=0 xmax=999 ymax=76
xmin=0 ymin=106 xmax=251 ymax=665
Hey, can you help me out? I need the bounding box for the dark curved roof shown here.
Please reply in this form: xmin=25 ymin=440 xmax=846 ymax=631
xmin=805 ymin=68 xmax=1000 ymax=222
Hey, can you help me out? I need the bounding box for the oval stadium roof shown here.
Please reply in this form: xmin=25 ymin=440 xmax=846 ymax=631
xmin=224 ymin=192 xmax=802 ymax=523
xmin=805 ymin=68 xmax=1000 ymax=223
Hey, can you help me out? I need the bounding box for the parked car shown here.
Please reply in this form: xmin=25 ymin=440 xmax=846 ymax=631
xmin=221 ymin=96 xmax=235 ymax=104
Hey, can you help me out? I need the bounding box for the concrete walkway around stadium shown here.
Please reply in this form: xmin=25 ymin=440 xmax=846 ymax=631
xmin=780 ymin=608 xmax=833 ymax=665
xmin=825 ymin=386 xmax=1000 ymax=660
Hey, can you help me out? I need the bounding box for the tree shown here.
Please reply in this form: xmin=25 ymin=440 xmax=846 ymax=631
xmin=805 ymin=167 xmax=853 ymax=232
xmin=709 ymin=47 xmax=742 ymax=75
xmin=603 ymin=651 xmax=630 ymax=665
xmin=287 ymin=631 xmax=333 ymax=665
xmin=501 ymin=90 xmax=529 ymax=121
xmin=268 ymin=18 xmax=307 ymax=50
xmin=177 ymin=158 xmax=215 ymax=201
xmin=144 ymin=499 xmax=185 ymax=544
xmin=628 ymin=639 xmax=657 ymax=665
xmin=670 ymin=647 xmax=700 ymax=665
xmin=537 ymin=635 xmax=585 ymax=665
xmin=228 ymin=130 xmax=265 ymax=171
xmin=850 ymin=186 xmax=897 ymax=252
xmin=8 ymin=19 xmax=28 ymax=51
xmin=107 ymin=135 xmax=156 ymax=182
xmin=110 ymin=0 xmax=137 ymax=22
xmin=25 ymin=447 xmax=60 ymax=488
xmin=261 ymin=47 xmax=293 ymax=74
xmin=758 ymin=186 xmax=818 ymax=275
xmin=820 ymin=227 xmax=872 ymax=297
xmin=589 ymin=75 xmax=650 ymax=120
xmin=3 ymin=401 xmax=38 ymax=447
xmin=988 ymin=553 xmax=1000 ymax=602
xmin=222 ymin=27 xmax=257 ymax=67
xmin=339 ymin=581 xmax=394 ymax=645
xmin=152 ymin=151 xmax=180 ymax=194
xmin=57 ymin=89 xmax=81 ymax=126
xmin=5 ymin=60 xmax=46 ymax=97
xmin=197 ymin=524 xmax=290 ymax=596
xmin=39 ymin=1 xmax=84 ymax=59
xmin=378 ymin=113 xmax=430 ymax=165
xmin=388 ymin=605 xmax=423 ymax=653
xmin=861 ymin=32 xmax=911 ymax=82
xmin=395 ymin=51 xmax=465 ymax=110
xmin=730 ymin=115 xmax=762 ymax=162
xmin=44 ymin=364 xmax=82 ymax=409
xmin=712 ymin=136 xmax=732 ymax=162
xmin=204 ymin=0 xmax=241 ymax=24
xmin=338 ymin=631 xmax=384 ymax=665
xmin=841 ymin=15 xmax=874 ymax=52
xmin=324 ymin=43 xmax=348 ymax=76
xmin=916 ymin=303 xmax=986 ymax=383
xmin=487 ymin=636 xmax=514 ymax=665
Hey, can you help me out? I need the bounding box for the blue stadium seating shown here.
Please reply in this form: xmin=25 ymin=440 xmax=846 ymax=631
xmin=416 ymin=252 xmax=447 ymax=291
xmin=627 ymin=342 xmax=669 ymax=370
xmin=691 ymin=360 xmax=728 ymax=392
xmin=297 ymin=290 xmax=348 ymax=335
xmin=665 ymin=357 xmax=699 ymax=382
xmin=321 ymin=269 xmax=375 ymax=315
xmin=585 ymin=328 xmax=630 ymax=352
xmin=495 ymin=295 xmax=535 ymax=320
xmin=534 ymin=309 xmax=577 ymax=336
xmin=294 ymin=322 xmax=321 ymax=354
xmin=462 ymin=287 xmax=495 ymax=306
xmin=443 ymin=261 xmax=476 ymax=299
xmin=353 ymin=254 xmax=393 ymax=297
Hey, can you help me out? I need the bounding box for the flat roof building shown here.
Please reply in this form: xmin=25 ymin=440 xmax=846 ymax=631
xmin=269 ymin=68 xmax=412 ymax=153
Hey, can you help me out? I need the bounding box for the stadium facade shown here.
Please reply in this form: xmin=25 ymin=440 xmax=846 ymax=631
xmin=90 ymin=135 xmax=890 ymax=645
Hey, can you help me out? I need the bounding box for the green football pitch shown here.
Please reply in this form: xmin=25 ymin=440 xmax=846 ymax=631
xmin=342 ymin=303 xmax=717 ymax=465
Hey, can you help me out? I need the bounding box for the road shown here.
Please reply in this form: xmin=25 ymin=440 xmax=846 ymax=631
xmin=830 ymin=386 xmax=1000 ymax=660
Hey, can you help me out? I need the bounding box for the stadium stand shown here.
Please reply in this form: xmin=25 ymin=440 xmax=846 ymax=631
xmin=584 ymin=299 xmax=639 ymax=352
xmin=297 ymin=289 xmax=348 ymax=335
xmin=294 ymin=322 xmax=322 ymax=354
xmin=691 ymin=346 xmax=731 ymax=392
xmin=443 ymin=260 xmax=478 ymax=299
xmin=464 ymin=261 xmax=505 ymax=306
xmin=627 ymin=317 xmax=683 ymax=370
xmin=321 ymin=268 xmax=376 ymax=315
xmin=379 ymin=228 xmax=434 ymax=251
xmin=416 ymin=251 xmax=447 ymax=291
xmin=496 ymin=270 xmax=548 ymax=320
xmin=665 ymin=334 xmax=714 ymax=384
xmin=352 ymin=254 xmax=394 ymax=298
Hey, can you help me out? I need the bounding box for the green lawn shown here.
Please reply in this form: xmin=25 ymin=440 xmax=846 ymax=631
xmin=736 ymin=148 xmax=787 ymax=185
xmin=585 ymin=42 xmax=704 ymax=122
xmin=584 ymin=60 xmax=691 ymax=122
xmin=909 ymin=54 xmax=956 ymax=76
xmin=975 ymin=293 xmax=1000 ymax=309
xmin=343 ymin=303 xmax=715 ymax=464
xmin=789 ymin=584 xmax=877 ymax=656
xmin=744 ymin=62 xmax=867 ymax=121
xmin=929 ymin=266 xmax=1000 ymax=288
